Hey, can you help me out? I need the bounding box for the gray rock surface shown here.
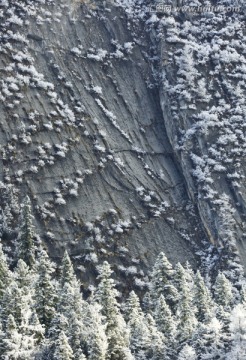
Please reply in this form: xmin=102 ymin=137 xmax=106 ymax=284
xmin=0 ymin=0 xmax=219 ymax=286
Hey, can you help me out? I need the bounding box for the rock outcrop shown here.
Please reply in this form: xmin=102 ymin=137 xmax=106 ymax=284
xmin=2 ymin=0 xmax=245 ymax=287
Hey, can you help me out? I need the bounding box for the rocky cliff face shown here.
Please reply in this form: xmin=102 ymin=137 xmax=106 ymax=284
xmin=1 ymin=0 xmax=245 ymax=287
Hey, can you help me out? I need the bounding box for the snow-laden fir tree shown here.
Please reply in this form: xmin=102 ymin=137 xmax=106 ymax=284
xmin=4 ymin=261 xmax=44 ymax=354
xmin=174 ymin=262 xmax=193 ymax=294
xmin=2 ymin=314 xmax=24 ymax=359
xmin=0 ymin=207 xmax=12 ymax=239
xmin=216 ymin=305 xmax=231 ymax=353
xmin=48 ymin=313 xmax=69 ymax=343
xmin=95 ymin=261 xmax=133 ymax=360
xmin=226 ymin=304 xmax=246 ymax=359
xmin=178 ymin=344 xmax=196 ymax=360
xmin=2 ymin=313 xmax=37 ymax=360
xmin=16 ymin=196 xmax=36 ymax=267
xmin=127 ymin=293 xmax=150 ymax=360
xmin=0 ymin=243 xmax=12 ymax=298
xmin=193 ymin=317 xmax=225 ymax=360
xmin=128 ymin=316 xmax=150 ymax=360
xmin=176 ymin=271 xmax=197 ymax=347
xmin=155 ymin=295 xmax=176 ymax=338
xmin=66 ymin=313 xmax=84 ymax=359
xmin=56 ymin=251 xmax=88 ymax=358
xmin=53 ymin=331 xmax=74 ymax=360
xmin=154 ymin=294 xmax=176 ymax=359
xmin=145 ymin=314 xmax=166 ymax=360
xmin=193 ymin=271 xmax=214 ymax=323
xmin=1 ymin=280 xmax=23 ymax=328
xmin=86 ymin=303 xmax=107 ymax=360
xmin=149 ymin=252 xmax=178 ymax=309
xmin=60 ymin=250 xmax=78 ymax=288
xmin=124 ymin=291 xmax=144 ymax=323
xmin=34 ymin=250 xmax=57 ymax=330
xmin=14 ymin=259 xmax=35 ymax=292
xmin=214 ymin=272 xmax=233 ymax=309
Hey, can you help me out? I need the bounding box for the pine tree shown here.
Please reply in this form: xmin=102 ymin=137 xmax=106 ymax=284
xmin=149 ymin=252 xmax=178 ymax=309
xmin=60 ymin=250 xmax=78 ymax=288
xmin=227 ymin=303 xmax=246 ymax=359
xmin=176 ymin=274 xmax=197 ymax=347
xmin=240 ymin=284 xmax=246 ymax=304
xmin=16 ymin=195 xmax=36 ymax=267
xmin=58 ymin=282 xmax=77 ymax=318
xmin=1 ymin=280 xmax=23 ymax=328
xmin=155 ymin=294 xmax=176 ymax=336
xmin=214 ymin=272 xmax=233 ymax=309
xmin=2 ymin=314 xmax=23 ymax=359
xmin=28 ymin=312 xmax=45 ymax=344
xmin=0 ymin=208 xmax=10 ymax=238
xmin=193 ymin=271 xmax=214 ymax=323
xmin=54 ymin=331 xmax=74 ymax=360
xmin=130 ymin=320 xmax=150 ymax=360
xmin=48 ymin=313 xmax=69 ymax=341
xmin=127 ymin=297 xmax=150 ymax=360
xmin=174 ymin=263 xmax=193 ymax=293
xmin=96 ymin=261 xmax=133 ymax=360
xmin=178 ymin=344 xmax=196 ymax=360
xmin=216 ymin=305 xmax=231 ymax=353
xmin=34 ymin=250 xmax=57 ymax=329
xmin=87 ymin=304 xmax=107 ymax=360
xmin=193 ymin=317 xmax=224 ymax=360
xmin=67 ymin=310 xmax=87 ymax=360
xmin=146 ymin=314 xmax=166 ymax=360
xmin=2 ymin=314 xmax=36 ymax=359
xmin=154 ymin=295 xmax=176 ymax=358
xmin=0 ymin=322 xmax=5 ymax=358
xmin=0 ymin=243 xmax=12 ymax=298
xmin=124 ymin=291 xmax=144 ymax=323
xmin=14 ymin=259 xmax=35 ymax=291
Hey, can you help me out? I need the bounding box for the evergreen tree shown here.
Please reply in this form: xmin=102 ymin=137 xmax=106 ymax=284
xmin=124 ymin=291 xmax=144 ymax=323
xmin=240 ymin=284 xmax=246 ymax=304
xmin=34 ymin=250 xmax=57 ymax=329
xmin=0 ymin=208 xmax=10 ymax=238
xmin=0 ymin=243 xmax=12 ymax=298
xmin=216 ymin=305 xmax=231 ymax=353
xmin=146 ymin=314 xmax=166 ymax=360
xmin=176 ymin=274 xmax=197 ymax=347
xmin=214 ymin=272 xmax=233 ymax=309
xmin=155 ymin=295 xmax=176 ymax=337
xmin=178 ymin=344 xmax=196 ymax=360
xmin=16 ymin=196 xmax=36 ymax=267
xmin=2 ymin=314 xmax=23 ymax=359
xmin=154 ymin=295 xmax=176 ymax=359
xmin=96 ymin=261 xmax=133 ymax=360
xmin=87 ymin=304 xmax=107 ymax=360
xmin=127 ymin=298 xmax=150 ymax=360
xmin=174 ymin=262 xmax=193 ymax=294
xmin=226 ymin=303 xmax=246 ymax=359
xmin=193 ymin=271 xmax=214 ymax=323
xmin=149 ymin=252 xmax=178 ymax=309
xmin=0 ymin=322 xmax=5 ymax=358
xmin=1 ymin=280 xmax=23 ymax=328
xmin=14 ymin=259 xmax=35 ymax=291
xmin=48 ymin=313 xmax=69 ymax=341
xmin=193 ymin=317 xmax=224 ymax=360
xmin=60 ymin=250 xmax=78 ymax=288
xmin=2 ymin=314 xmax=36 ymax=359
xmin=68 ymin=310 xmax=87 ymax=360
xmin=54 ymin=331 xmax=74 ymax=360
xmin=28 ymin=312 xmax=45 ymax=345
